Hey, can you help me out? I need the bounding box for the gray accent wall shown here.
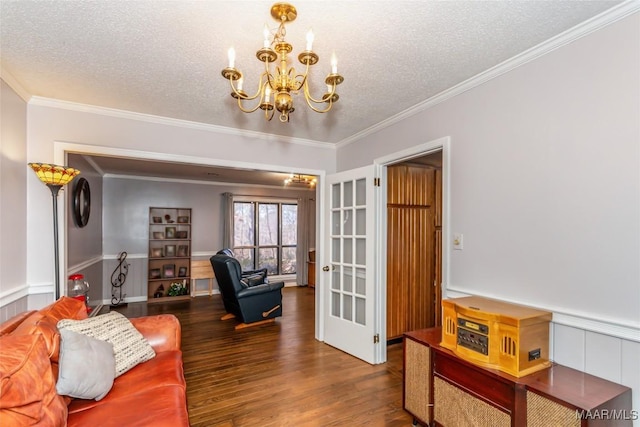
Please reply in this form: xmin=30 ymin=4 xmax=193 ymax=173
xmin=101 ymin=176 xmax=314 ymax=302
xmin=66 ymin=154 xmax=104 ymax=305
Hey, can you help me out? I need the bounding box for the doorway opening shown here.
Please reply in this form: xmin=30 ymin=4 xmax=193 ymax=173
xmin=372 ymin=135 xmax=450 ymax=363
xmin=386 ymin=150 xmax=443 ymax=344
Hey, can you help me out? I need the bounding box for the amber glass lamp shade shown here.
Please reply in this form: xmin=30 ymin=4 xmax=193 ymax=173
xmin=28 ymin=163 xmax=80 ymax=186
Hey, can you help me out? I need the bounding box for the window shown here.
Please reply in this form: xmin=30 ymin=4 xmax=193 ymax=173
xmin=233 ymin=200 xmax=297 ymax=275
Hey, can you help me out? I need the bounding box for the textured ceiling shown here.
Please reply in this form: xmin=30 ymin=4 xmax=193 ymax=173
xmin=0 ymin=0 xmax=625 ymax=146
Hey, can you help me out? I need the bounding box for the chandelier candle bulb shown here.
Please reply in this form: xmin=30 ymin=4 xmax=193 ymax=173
xmin=263 ymin=24 xmax=270 ymax=48
xmin=237 ymin=77 xmax=243 ymax=91
xmin=331 ymin=52 xmax=338 ymax=74
xmin=227 ymin=47 xmax=235 ymax=68
xmin=306 ymin=29 xmax=314 ymax=51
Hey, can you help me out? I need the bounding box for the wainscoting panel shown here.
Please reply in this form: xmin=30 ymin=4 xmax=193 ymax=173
xmin=0 ymin=296 xmax=28 ymax=323
xmin=552 ymin=324 xmax=586 ymax=370
xmin=102 ymin=255 xmax=146 ymax=303
xmin=552 ymin=323 xmax=640 ymax=427
xmin=585 ymin=330 xmax=623 ymax=383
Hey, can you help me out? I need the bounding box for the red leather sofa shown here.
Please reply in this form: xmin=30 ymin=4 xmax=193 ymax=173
xmin=0 ymin=297 xmax=189 ymax=426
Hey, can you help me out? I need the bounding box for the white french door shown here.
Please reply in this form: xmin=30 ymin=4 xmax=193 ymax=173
xmin=322 ymin=165 xmax=379 ymax=364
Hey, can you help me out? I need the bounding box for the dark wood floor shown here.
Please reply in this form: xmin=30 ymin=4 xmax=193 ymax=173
xmin=112 ymin=287 xmax=412 ymax=426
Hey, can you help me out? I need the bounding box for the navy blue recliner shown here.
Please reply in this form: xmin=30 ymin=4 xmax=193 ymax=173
xmin=210 ymin=253 xmax=284 ymax=329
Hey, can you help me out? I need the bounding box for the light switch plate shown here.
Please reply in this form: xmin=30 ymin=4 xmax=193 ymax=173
xmin=453 ymin=233 xmax=463 ymax=250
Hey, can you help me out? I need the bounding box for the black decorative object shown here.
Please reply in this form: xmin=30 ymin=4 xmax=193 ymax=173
xmin=73 ymin=177 xmax=91 ymax=228
xmin=154 ymin=284 xmax=164 ymax=298
xmin=110 ymin=251 xmax=129 ymax=307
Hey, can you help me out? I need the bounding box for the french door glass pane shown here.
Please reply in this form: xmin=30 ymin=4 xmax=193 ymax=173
xmin=331 ymin=291 xmax=340 ymax=316
xmin=281 ymin=247 xmax=296 ymax=274
xmin=356 ymin=208 xmax=366 ymax=236
xmin=355 ymin=268 xmax=366 ymax=295
xmin=258 ymin=203 xmax=278 ymax=246
xmin=332 ymin=238 xmax=340 ymax=263
xmin=343 ymin=294 xmax=353 ymax=321
xmin=356 ymin=178 xmax=366 ymax=206
xmin=355 ymin=238 xmax=366 ymax=265
xmin=344 ymin=238 xmax=353 ymax=264
xmin=331 ymin=265 xmax=341 ymax=290
xmin=343 ymin=181 xmax=353 ymax=207
xmin=332 ymin=183 xmax=341 ymax=208
xmin=234 ymin=202 xmax=254 ymax=246
xmin=344 ymin=209 xmax=353 ymax=235
xmin=355 ymin=297 xmax=366 ymax=325
xmin=281 ymin=204 xmax=297 ymax=245
xmin=332 ymin=211 xmax=340 ymax=234
xmin=343 ymin=267 xmax=353 ymax=292
xmin=258 ymin=247 xmax=278 ymax=274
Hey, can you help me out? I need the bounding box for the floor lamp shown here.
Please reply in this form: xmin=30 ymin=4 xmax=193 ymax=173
xmin=29 ymin=163 xmax=80 ymax=300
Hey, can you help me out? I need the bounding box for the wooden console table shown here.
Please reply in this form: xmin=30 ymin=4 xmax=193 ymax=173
xmin=307 ymin=261 xmax=316 ymax=288
xmin=404 ymin=328 xmax=632 ymax=427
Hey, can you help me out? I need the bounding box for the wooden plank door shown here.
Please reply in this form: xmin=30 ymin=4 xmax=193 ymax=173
xmin=386 ymin=164 xmax=441 ymax=340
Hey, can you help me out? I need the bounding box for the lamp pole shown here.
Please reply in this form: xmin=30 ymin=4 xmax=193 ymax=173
xmin=48 ymin=184 xmax=63 ymax=300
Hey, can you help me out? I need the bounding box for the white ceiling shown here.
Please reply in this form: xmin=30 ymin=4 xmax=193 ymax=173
xmin=1 ymin=0 xmax=625 ymax=147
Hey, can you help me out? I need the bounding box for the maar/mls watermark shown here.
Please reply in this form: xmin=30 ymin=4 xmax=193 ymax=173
xmin=576 ymin=409 xmax=638 ymax=421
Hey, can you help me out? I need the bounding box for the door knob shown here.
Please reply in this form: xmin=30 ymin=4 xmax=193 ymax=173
xmin=322 ymin=265 xmax=330 ymax=272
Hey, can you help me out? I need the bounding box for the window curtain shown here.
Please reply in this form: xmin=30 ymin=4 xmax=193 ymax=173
xmin=221 ymin=192 xmax=234 ymax=251
xmin=296 ymin=196 xmax=315 ymax=286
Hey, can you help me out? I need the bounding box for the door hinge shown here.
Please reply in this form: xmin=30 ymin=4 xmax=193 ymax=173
xmin=374 ymin=334 xmax=380 ymax=344
xmin=374 ymin=177 xmax=381 ymax=187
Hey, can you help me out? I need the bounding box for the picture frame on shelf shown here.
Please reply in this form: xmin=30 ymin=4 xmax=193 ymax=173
xmin=149 ymin=268 xmax=161 ymax=279
xmin=165 ymin=245 xmax=176 ymax=257
xmin=177 ymin=245 xmax=188 ymax=257
xmin=163 ymin=264 xmax=175 ymax=278
xmin=150 ymin=247 xmax=163 ymax=258
xmin=165 ymin=226 xmax=176 ymax=239
xmin=176 ymin=230 xmax=188 ymax=239
xmin=177 ymin=216 xmax=189 ymax=223
xmin=152 ymin=216 xmax=162 ymax=224
xmin=178 ymin=266 xmax=188 ymax=277
xmin=152 ymin=231 xmax=165 ymax=239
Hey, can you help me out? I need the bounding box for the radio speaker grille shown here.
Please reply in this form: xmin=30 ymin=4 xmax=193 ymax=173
xmin=404 ymin=339 xmax=431 ymax=423
xmin=445 ymin=316 xmax=456 ymax=336
xmin=527 ymin=391 xmax=580 ymax=427
xmin=434 ymin=377 xmax=510 ymax=427
xmin=501 ymin=334 xmax=517 ymax=357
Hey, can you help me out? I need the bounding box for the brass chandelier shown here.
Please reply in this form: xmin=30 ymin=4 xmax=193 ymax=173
xmin=284 ymin=173 xmax=317 ymax=187
xmin=221 ymin=2 xmax=344 ymax=123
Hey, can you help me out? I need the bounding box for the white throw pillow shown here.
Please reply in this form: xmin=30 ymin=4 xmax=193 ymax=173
xmin=56 ymin=328 xmax=115 ymax=400
xmin=57 ymin=311 xmax=155 ymax=377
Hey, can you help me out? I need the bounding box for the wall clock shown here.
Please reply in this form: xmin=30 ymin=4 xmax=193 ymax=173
xmin=73 ymin=177 xmax=91 ymax=228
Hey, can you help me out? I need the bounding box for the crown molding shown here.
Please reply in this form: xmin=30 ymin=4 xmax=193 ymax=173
xmin=102 ymin=172 xmax=311 ymax=191
xmin=0 ymin=67 xmax=31 ymax=103
xmin=29 ymin=96 xmax=336 ymax=150
xmin=336 ymin=1 xmax=640 ymax=149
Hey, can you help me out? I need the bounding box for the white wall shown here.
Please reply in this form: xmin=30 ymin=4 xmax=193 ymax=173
xmin=22 ymin=103 xmax=335 ymax=304
xmin=0 ymin=80 xmax=29 ymax=320
xmin=339 ymin=13 xmax=639 ymax=327
xmin=338 ymin=12 xmax=640 ymax=419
